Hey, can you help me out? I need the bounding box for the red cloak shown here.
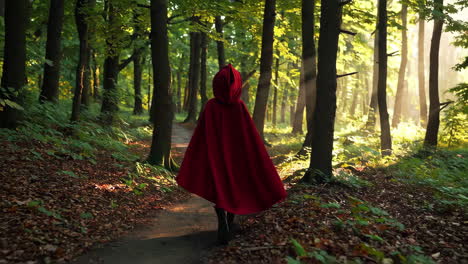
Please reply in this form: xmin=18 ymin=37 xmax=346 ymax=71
xmin=176 ymin=64 xmax=286 ymax=215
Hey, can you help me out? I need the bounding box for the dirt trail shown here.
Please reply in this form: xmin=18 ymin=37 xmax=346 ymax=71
xmin=72 ymin=123 xmax=218 ymax=264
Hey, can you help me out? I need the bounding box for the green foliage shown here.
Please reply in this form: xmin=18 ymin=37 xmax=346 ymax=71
xmin=390 ymin=149 xmax=468 ymax=210
xmin=441 ymin=83 xmax=468 ymax=147
xmin=287 ymin=239 xmax=337 ymax=264
xmin=122 ymin=162 xmax=176 ymax=195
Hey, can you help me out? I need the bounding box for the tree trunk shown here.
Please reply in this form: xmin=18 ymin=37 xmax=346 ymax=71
xmin=424 ymin=0 xmax=444 ymax=148
xmin=302 ymin=0 xmax=343 ymax=183
xmin=0 ymin=0 xmax=27 ymax=128
xmin=299 ymin=0 xmax=317 ymax=154
xmin=133 ymin=49 xmax=144 ymax=115
xmin=91 ymin=50 xmax=100 ymax=99
xmin=176 ymin=70 xmax=182 ymax=113
xmin=366 ymin=15 xmax=379 ymax=130
xmin=183 ymin=29 xmax=201 ymax=123
xmin=100 ymin=55 xmax=119 ymax=121
xmin=292 ymin=65 xmax=305 ymax=134
xmin=377 ymin=0 xmax=392 ymax=156
xmin=418 ymin=17 xmax=428 ymax=127
xmin=392 ymin=4 xmax=408 ymax=128
xmin=290 ymin=104 xmax=295 ymax=127
xmin=81 ymin=51 xmax=91 ymax=106
xmin=350 ymin=80 xmax=359 ymax=116
xmin=39 ymin=0 xmax=64 ymax=103
xmin=199 ymin=31 xmax=208 ymax=110
xmin=100 ymin=2 xmax=120 ymax=123
xmin=280 ymin=66 xmax=289 ymax=123
xmin=252 ymin=0 xmax=276 ymax=141
xmin=71 ymin=0 xmax=90 ymax=122
xmin=0 ymin=0 xmax=4 ymax=17
xmin=272 ymin=57 xmax=279 ymax=126
xmin=241 ymin=71 xmax=251 ymax=106
xmin=147 ymin=62 xmax=152 ymax=111
xmin=147 ymin=0 xmax=176 ymax=170
xmin=215 ymin=16 xmax=226 ymax=69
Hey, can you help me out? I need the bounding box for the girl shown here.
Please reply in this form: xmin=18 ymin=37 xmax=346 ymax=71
xmin=176 ymin=64 xmax=286 ymax=244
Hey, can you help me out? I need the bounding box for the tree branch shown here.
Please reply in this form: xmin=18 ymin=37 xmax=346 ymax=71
xmin=167 ymin=14 xmax=183 ymax=24
xmin=339 ymin=0 xmax=352 ymax=6
xmin=387 ymin=51 xmax=399 ymax=57
xmin=137 ymin=4 xmax=150 ymax=9
xmin=242 ymin=70 xmax=257 ymax=89
xmin=118 ymin=54 xmax=136 ymax=72
xmin=337 ymin=72 xmax=358 ymax=78
xmin=439 ymin=101 xmax=454 ymax=111
xmin=340 ymin=29 xmax=357 ymax=36
xmin=168 ymin=17 xmax=191 ymax=25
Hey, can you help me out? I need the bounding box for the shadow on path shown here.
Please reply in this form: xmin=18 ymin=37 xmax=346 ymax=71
xmin=71 ymin=196 xmax=217 ymax=264
xmin=71 ymin=123 xmax=220 ymax=264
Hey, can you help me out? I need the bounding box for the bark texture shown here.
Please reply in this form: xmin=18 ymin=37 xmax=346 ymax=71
xmin=0 ymin=0 xmax=27 ymax=128
xmin=377 ymin=0 xmax=392 ymax=155
xmin=418 ymin=17 xmax=428 ymax=126
xmin=183 ymin=28 xmax=201 ymax=123
xmin=392 ymin=4 xmax=408 ymax=128
xmin=148 ymin=0 xmax=176 ymax=170
xmin=302 ymin=0 xmax=342 ymax=183
xmin=424 ymin=0 xmax=444 ymax=148
xmin=71 ymin=0 xmax=90 ymax=122
xmin=39 ymin=0 xmax=65 ymax=103
xmin=215 ymin=16 xmax=226 ymax=69
xmin=299 ymin=0 xmax=317 ymax=154
xmin=252 ymin=0 xmax=276 ymax=140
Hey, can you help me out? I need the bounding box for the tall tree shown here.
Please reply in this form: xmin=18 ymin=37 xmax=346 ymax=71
xmin=39 ymin=0 xmax=65 ymax=103
xmin=298 ymin=0 xmax=317 ymax=154
xmin=91 ymin=50 xmax=100 ymax=99
xmin=365 ymin=7 xmax=379 ymax=131
xmin=100 ymin=1 xmax=124 ymax=123
xmin=292 ymin=66 xmax=305 ymax=134
xmin=272 ymin=56 xmax=279 ymax=126
xmin=0 ymin=0 xmax=27 ymax=128
xmin=148 ymin=0 xmax=176 ymax=170
xmin=132 ymin=10 xmax=145 ymax=115
xmin=183 ymin=25 xmax=201 ymax=123
xmin=302 ymin=0 xmax=345 ymax=183
xmin=215 ymin=16 xmax=226 ymax=69
xmin=424 ymin=0 xmax=444 ymax=147
xmin=252 ymin=0 xmax=276 ymax=140
xmin=377 ymin=0 xmax=392 ymax=155
xmin=418 ymin=16 xmax=428 ymax=126
xmin=392 ymin=3 xmax=408 ymax=128
xmin=199 ymin=31 xmax=208 ymax=110
xmin=71 ymin=0 xmax=90 ymax=122
xmin=280 ymin=64 xmax=290 ymax=123
xmin=133 ymin=49 xmax=144 ymax=115
xmin=0 ymin=0 xmax=4 ymax=17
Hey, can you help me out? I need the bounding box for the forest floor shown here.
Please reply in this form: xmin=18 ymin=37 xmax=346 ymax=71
xmin=0 ymin=122 xmax=193 ymax=263
xmin=1 ymin=118 xmax=467 ymax=264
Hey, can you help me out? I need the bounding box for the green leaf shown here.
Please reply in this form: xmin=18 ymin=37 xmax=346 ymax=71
xmin=365 ymin=234 xmax=384 ymax=242
xmin=80 ymin=212 xmax=93 ymax=219
xmin=286 ymin=256 xmax=302 ymax=264
xmin=27 ymin=200 xmax=42 ymax=207
xmin=290 ymin=238 xmax=307 ymax=257
xmin=321 ymin=203 xmax=341 ymax=209
xmin=60 ymin=170 xmax=79 ymax=178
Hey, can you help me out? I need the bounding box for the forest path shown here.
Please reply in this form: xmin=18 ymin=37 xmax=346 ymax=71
xmin=72 ymin=123 xmax=219 ymax=264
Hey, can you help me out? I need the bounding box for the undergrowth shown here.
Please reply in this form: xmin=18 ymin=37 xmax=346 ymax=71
xmin=0 ymin=99 xmax=178 ymax=194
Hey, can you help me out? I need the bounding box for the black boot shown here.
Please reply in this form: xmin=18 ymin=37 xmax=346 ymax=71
xmin=214 ymin=207 xmax=230 ymax=245
xmin=227 ymin=212 xmax=236 ymax=231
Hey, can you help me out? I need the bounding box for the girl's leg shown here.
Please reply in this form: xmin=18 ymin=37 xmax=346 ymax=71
xmin=214 ymin=206 xmax=230 ymax=245
xmin=227 ymin=212 xmax=235 ymax=230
